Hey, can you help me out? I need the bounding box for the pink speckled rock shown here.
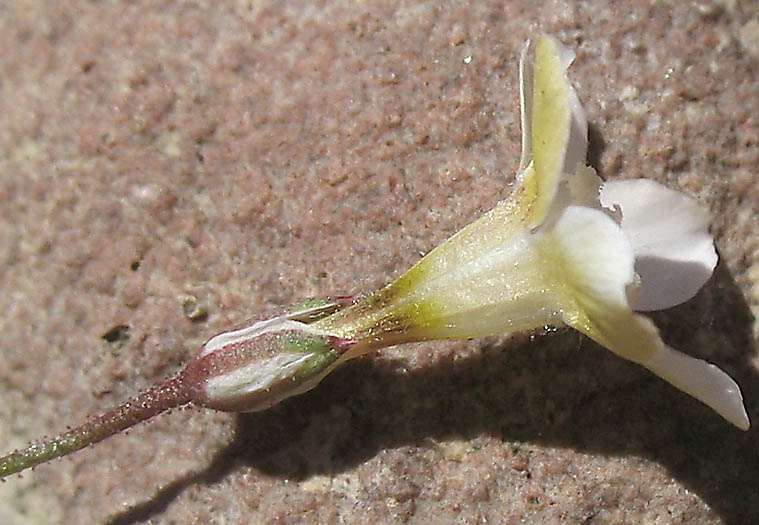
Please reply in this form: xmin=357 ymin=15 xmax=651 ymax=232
xmin=0 ymin=1 xmax=757 ymax=523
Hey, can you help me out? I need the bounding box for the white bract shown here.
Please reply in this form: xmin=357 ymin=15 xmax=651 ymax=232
xmin=318 ymin=35 xmax=748 ymax=430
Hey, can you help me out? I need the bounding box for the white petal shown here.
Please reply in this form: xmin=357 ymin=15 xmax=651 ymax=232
xmin=518 ymin=39 xmax=534 ymax=172
xmin=518 ymin=37 xmax=588 ymax=177
xmin=567 ymin=165 xmax=603 ymax=209
xmin=548 ymin=204 xmax=636 ymax=316
xmin=600 ymin=179 xmax=718 ymax=311
xmin=546 ymin=204 xmax=748 ymax=429
xmin=517 ymin=35 xmax=587 ymax=229
xmin=644 ymin=345 xmax=750 ymax=430
xmin=560 ymin=51 xmax=588 ymax=179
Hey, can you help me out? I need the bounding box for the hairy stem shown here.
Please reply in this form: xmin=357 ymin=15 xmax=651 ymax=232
xmin=0 ymin=373 xmax=192 ymax=479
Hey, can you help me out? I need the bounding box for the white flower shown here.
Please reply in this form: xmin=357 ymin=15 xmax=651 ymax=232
xmin=0 ymin=34 xmax=747 ymax=483
xmin=316 ymin=35 xmax=749 ymax=430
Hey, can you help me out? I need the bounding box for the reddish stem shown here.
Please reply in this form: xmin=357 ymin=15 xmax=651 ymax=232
xmin=0 ymin=373 xmax=192 ymax=479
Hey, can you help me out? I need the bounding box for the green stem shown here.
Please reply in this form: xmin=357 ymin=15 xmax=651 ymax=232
xmin=0 ymin=373 xmax=191 ymax=479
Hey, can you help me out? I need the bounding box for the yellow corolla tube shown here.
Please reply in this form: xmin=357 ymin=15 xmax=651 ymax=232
xmin=315 ymin=35 xmax=749 ymax=430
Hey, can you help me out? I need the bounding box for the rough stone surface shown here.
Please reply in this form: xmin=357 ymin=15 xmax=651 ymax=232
xmin=0 ymin=1 xmax=757 ymax=523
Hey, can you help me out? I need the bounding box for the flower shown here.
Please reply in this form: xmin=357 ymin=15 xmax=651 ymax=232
xmin=0 ymin=34 xmax=748 ymax=482
xmin=314 ymin=35 xmax=749 ymax=430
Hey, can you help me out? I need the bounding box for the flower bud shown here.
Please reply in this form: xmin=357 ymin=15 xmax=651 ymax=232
xmin=182 ymin=297 xmax=355 ymax=412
